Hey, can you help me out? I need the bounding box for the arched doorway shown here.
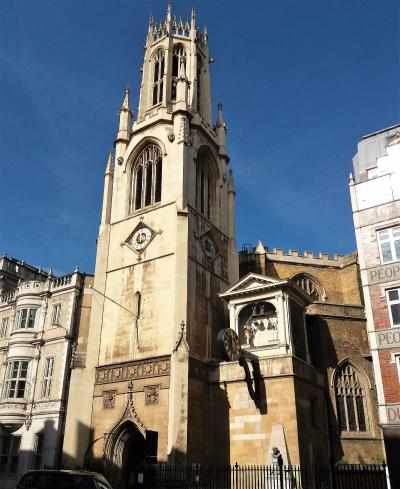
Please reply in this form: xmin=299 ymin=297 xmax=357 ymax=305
xmin=105 ymin=420 xmax=146 ymax=489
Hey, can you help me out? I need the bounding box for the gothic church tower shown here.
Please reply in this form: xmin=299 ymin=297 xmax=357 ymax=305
xmin=63 ymin=4 xmax=238 ymax=482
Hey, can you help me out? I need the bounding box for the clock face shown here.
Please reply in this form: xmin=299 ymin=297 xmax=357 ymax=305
xmin=217 ymin=328 xmax=241 ymax=361
xmin=131 ymin=227 xmax=152 ymax=251
xmin=201 ymin=234 xmax=216 ymax=260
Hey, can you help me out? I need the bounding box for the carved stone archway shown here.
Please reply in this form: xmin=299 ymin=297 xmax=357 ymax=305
xmin=105 ymin=420 xmax=146 ymax=489
xmin=104 ymin=383 xmax=147 ymax=489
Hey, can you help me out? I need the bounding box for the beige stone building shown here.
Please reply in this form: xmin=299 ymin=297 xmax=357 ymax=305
xmin=238 ymin=246 xmax=384 ymax=466
xmin=60 ymin=5 xmax=385 ymax=489
xmin=0 ymin=255 xmax=91 ymax=489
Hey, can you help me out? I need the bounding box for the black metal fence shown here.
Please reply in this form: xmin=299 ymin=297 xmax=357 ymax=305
xmin=316 ymin=464 xmax=388 ymax=489
xmin=58 ymin=462 xmax=388 ymax=489
xmin=140 ymin=463 xmax=306 ymax=489
xmin=139 ymin=463 xmax=388 ymax=489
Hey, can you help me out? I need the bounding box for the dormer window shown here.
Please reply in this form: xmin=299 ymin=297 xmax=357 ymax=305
xmin=152 ymin=49 xmax=165 ymax=106
xmin=171 ymin=45 xmax=186 ymax=101
xmin=131 ymin=145 xmax=162 ymax=212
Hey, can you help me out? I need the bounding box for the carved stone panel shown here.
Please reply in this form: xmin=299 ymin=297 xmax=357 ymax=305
xmin=95 ymin=356 xmax=170 ymax=385
xmin=144 ymin=384 xmax=160 ymax=405
xmin=103 ymin=390 xmax=116 ymax=409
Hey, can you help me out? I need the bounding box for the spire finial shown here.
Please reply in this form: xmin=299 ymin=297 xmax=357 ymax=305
xmin=105 ymin=151 xmax=114 ymax=176
xmin=203 ymin=26 xmax=208 ymax=42
xmin=228 ymin=169 xmax=235 ymax=192
xmin=121 ymin=86 xmax=130 ymax=110
xmin=217 ymin=103 xmax=224 ymax=126
xmin=191 ymin=6 xmax=196 ymax=24
xmin=255 ymin=240 xmax=266 ymax=255
xmin=167 ymin=1 xmax=172 ymax=22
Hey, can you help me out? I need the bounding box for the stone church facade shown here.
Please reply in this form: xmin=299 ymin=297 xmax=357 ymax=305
xmin=0 ymin=5 xmax=388 ymax=489
xmin=58 ymin=6 xmax=385 ymax=488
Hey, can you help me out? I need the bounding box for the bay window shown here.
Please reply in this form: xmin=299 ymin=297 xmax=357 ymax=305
xmin=14 ymin=308 xmax=37 ymax=330
xmin=3 ymin=360 xmax=29 ymax=399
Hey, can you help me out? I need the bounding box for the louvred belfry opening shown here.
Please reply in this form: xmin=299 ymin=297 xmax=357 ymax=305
xmin=131 ymin=145 xmax=162 ymax=212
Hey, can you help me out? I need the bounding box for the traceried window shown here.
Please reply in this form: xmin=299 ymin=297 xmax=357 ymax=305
xmin=0 ymin=317 xmax=9 ymax=338
xmin=195 ymin=152 xmax=214 ymax=220
xmin=171 ymin=45 xmax=186 ymax=100
xmin=51 ymin=304 xmax=61 ymax=326
xmin=131 ymin=145 xmax=162 ymax=212
xmin=152 ymin=49 xmax=165 ymax=105
xmin=3 ymin=360 xmax=29 ymax=399
xmin=41 ymin=357 xmax=54 ymax=398
xmin=335 ymin=363 xmax=367 ymax=434
xmin=14 ymin=308 xmax=37 ymax=330
xmin=387 ymin=288 xmax=400 ymax=327
xmin=293 ymin=274 xmax=321 ymax=301
xmin=0 ymin=435 xmax=21 ymax=473
xmin=378 ymin=226 xmax=400 ymax=264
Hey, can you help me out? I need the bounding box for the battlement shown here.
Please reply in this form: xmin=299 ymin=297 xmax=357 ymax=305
xmin=267 ymin=248 xmax=343 ymax=261
xmin=240 ymin=243 xmax=357 ymax=268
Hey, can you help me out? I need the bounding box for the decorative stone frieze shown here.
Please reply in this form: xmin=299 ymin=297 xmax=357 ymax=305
xmin=95 ymin=356 xmax=170 ymax=385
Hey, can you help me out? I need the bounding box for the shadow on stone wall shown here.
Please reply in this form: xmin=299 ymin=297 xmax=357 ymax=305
xmin=210 ymin=380 xmax=231 ymax=465
xmin=306 ymin=314 xmax=343 ymax=464
xmin=0 ymin=419 xmax=59 ymax=489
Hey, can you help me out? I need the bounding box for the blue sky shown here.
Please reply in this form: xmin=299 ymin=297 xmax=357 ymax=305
xmin=0 ymin=0 xmax=398 ymax=274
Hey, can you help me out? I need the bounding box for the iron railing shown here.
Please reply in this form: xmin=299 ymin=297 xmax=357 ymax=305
xmin=318 ymin=464 xmax=389 ymax=489
xmin=141 ymin=463 xmax=306 ymax=489
xmin=56 ymin=462 xmax=388 ymax=489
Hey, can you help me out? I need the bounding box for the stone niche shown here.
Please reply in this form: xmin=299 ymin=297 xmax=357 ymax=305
xmin=220 ymin=273 xmax=312 ymax=359
xmin=239 ymin=301 xmax=278 ymax=348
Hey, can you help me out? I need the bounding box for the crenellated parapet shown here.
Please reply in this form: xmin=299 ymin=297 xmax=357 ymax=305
xmin=239 ymin=243 xmax=352 ymax=268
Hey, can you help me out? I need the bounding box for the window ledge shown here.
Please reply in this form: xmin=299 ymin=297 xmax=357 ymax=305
xmin=127 ymin=200 xmax=165 ymax=218
xmin=340 ymin=432 xmax=375 ymax=440
xmin=381 ymin=259 xmax=400 ymax=266
xmin=11 ymin=328 xmax=36 ymax=333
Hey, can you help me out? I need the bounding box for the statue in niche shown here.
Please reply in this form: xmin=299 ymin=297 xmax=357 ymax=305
xmin=242 ymin=302 xmax=278 ymax=348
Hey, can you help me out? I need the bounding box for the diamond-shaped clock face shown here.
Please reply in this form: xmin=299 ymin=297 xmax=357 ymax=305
xmin=201 ymin=233 xmax=217 ymax=260
xmin=131 ymin=226 xmax=152 ymax=251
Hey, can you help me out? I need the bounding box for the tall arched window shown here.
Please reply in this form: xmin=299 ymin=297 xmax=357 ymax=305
xmin=171 ymin=45 xmax=186 ymax=100
xmin=132 ymin=145 xmax=162 ymax=212
xmin=292 ymin=274 xmax=322 ymax=301
xmin=195 ymin=152 xmax=214 ymax=220
xmin=335 ymin=362 xmax=367 ymax=433
xmin=152 ymin=49 xmax=165 ymax=106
